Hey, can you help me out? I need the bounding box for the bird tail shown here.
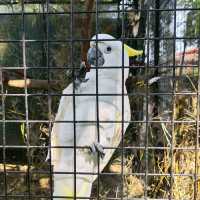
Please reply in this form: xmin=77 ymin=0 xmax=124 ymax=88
xmin=53 ymin=174 xmax=93 ymax=200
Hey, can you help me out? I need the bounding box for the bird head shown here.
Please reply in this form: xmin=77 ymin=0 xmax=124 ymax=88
xmin=87 ymin=34 xmax=143 ymax=71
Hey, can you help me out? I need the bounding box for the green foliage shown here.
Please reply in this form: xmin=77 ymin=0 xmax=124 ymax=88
xmin=179 ymin=0 xmax=200 ymax=37
xmin=193 ymin=0 xmax=200 ymax=35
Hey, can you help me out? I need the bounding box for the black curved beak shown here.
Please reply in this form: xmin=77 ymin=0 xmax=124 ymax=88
xmin=87 ymin=47 xmax=105 ymax=67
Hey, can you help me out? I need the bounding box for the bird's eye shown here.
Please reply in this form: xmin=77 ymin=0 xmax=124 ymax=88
xmin=104 ymin=46 xmax=112 ymax=54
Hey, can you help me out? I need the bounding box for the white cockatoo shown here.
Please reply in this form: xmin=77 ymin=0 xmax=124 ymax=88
xmin=50 ymin=34 xmax=143 ymax=199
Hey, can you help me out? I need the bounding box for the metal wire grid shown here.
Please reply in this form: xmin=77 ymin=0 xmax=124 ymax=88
xmin=0 ymin=0 xmax=200 ymax=199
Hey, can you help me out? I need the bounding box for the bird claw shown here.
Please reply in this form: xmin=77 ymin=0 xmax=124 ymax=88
xmin=89 ymin=142 xmax=105 ymax=159
xmin=81 ymin=78 xmax=89 ymax=83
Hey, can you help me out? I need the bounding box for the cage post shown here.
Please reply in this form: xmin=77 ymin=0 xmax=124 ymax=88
xmin=95 ymin=1 xmax=100 ymax=199
xmin=0 ymin=61 xmax=7 ymax=199
xmin=194 ymin=9 xmax=200 ymax=199
xmin=144 ymin=4 xmax=150 ymax=199
xmin=21 ymin=0 xmax=32 ymax=198
xmin=170 ymin=0 xmax=177 ymax=199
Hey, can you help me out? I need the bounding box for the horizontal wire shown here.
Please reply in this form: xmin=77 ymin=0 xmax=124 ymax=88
xmin=0 ymin=36 xmax=200 ymax=43
xmin=0 ymin=170 xmax=199 ymax=177
xmin=1 ymin=92 xmax=199 ymax=96
xmin=0 ymin=120 xmax=197 ymax=123
xmin=1 ymin=65 xmax=200 ymax=69
xmin=0 ymin=193 xmax=177 ymax=200
xmin=0 ymin=7 xmax=200 ymax=15
xmin=0 ymin=145 xmax=199 ymax=150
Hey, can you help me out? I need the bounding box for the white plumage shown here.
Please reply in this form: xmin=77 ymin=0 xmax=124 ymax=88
xmin=50 ymin=34 xmax=143 ymax=199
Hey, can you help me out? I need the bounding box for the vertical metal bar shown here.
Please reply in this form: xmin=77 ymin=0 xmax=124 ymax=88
xmin=95 ymin=0 xmax=100 ymax=199
xmin=0 ymin=68 xmax=7 ymax=200
xmin=153 ymin=0 xmax=160 ymax=118
xmin=170 ymin=0 xmax=177 ymax=199
xmin=154 ymin=0 xmax=160 ymax=66
xmin=45 ymin=0 xmax=53 ymax=199
xmin=117 ymin=0 xmax=121 ymax=38
xmin=71 ymin=0 xmax=77 ymax=199
xmin=21 ymin=0 xmax=31 ymax=199
xmin=121 ymin=0 xmax=125 ymax=199
xmin=194 ymin=5 xmax=200 ymax=199
xmin=144 ymin=5 xmax=150 ymax=200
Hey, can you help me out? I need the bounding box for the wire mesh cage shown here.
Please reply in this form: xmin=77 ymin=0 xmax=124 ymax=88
xmin=0 ymin=0 xmax=200 ymax=199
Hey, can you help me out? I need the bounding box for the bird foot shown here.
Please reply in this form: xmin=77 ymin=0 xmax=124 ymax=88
xmin=89 ymin=142 xmax=105 ymax=159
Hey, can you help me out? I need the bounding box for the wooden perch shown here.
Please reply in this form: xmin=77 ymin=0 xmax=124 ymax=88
xmin=6 ymin=79 xmax=60 ymax=89
xmin=0 ymin=69 xmax=60 ymax=89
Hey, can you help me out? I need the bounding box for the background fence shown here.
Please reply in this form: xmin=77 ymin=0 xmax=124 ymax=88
xmin=0 ymin=0 xmax=200 ymax=199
